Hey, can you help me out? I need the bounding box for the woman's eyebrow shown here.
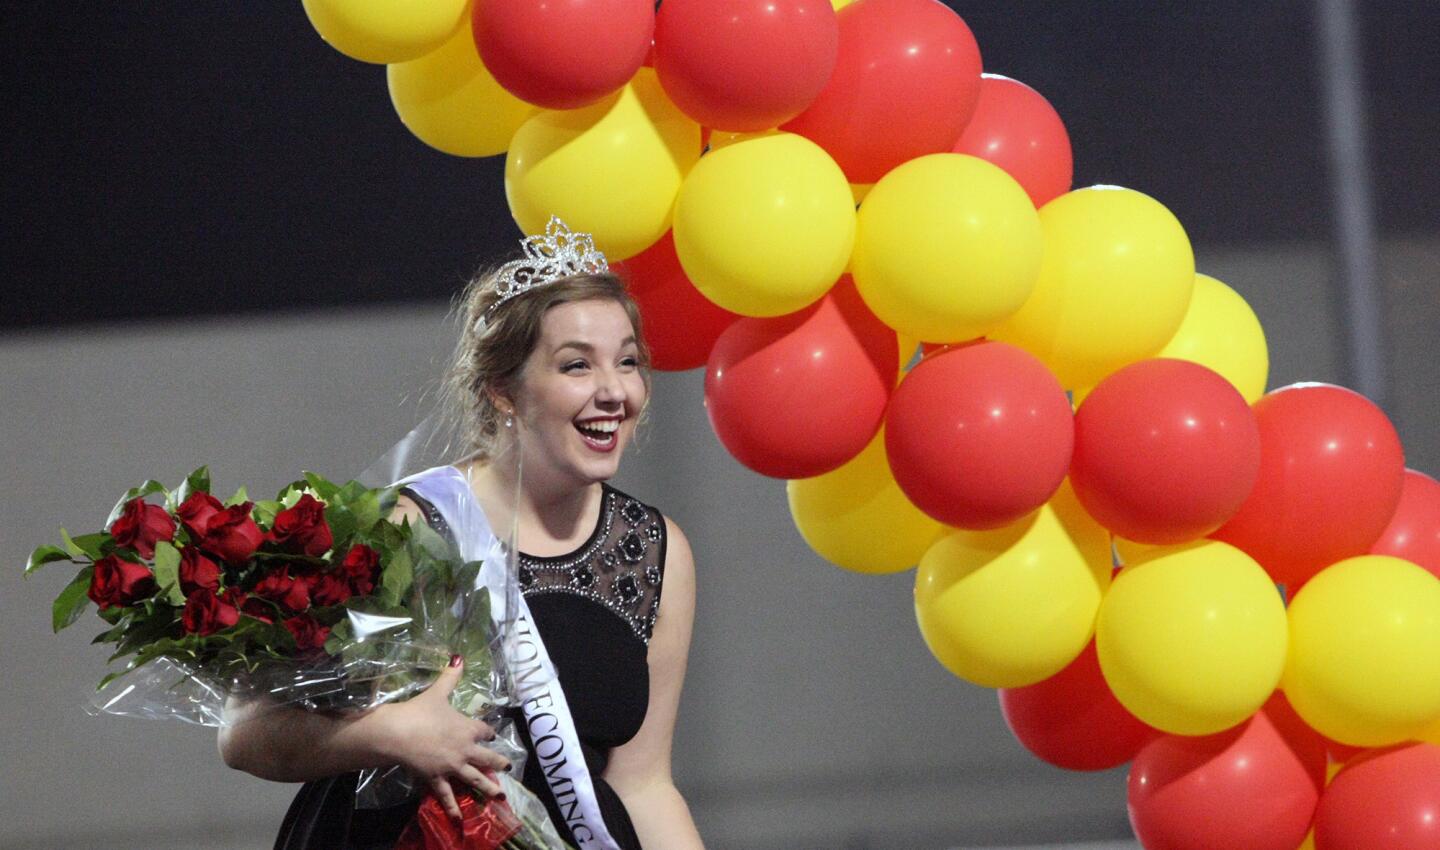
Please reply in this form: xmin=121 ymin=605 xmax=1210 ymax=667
xmin=554 ymin=336 xmax=637 ymax=354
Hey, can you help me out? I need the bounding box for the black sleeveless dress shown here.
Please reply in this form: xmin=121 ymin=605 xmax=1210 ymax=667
xmin=272 ymin=483 xmax=666 ymax=850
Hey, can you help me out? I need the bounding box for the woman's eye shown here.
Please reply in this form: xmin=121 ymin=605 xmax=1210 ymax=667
xmin=562 ymin=360 xmax=588 ymax=373
xmin=619 ymin=356 xmax=639 ymax=368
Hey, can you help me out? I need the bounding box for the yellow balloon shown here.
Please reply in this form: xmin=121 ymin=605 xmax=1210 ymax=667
xmin=787 ymin=430 xmax=943 ymax=574
xmin=1283 ymin=555 xmax=1440 ymax=747
xmin=505 ymin=69 xmax=700 ymax=261
xmin=387 ymin=22 xmax=535 ymax=158
xmin=1097 ymin=540 xmax=1287 ymax=735
xmin=852 ymin=154 xmax=1043 ymax=343
xmin=992 ymin=185 xmax=1196 ymax=389
xmin=1153 ymin=273 xmax=1269 ymax=403
xmin=1421 ymin=715 xmax=1440 ymax=745
xmin=673 ymin=132 xmax=855 ymax=316
xmin=831 ymin=0 xmax=855 ymax=9
xmin=914 ymin=481 xmax=1112 ymax=688
xmin=302 ymin=0 xmax=467 ymax=64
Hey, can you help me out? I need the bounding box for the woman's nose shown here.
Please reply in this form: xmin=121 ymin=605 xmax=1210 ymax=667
xmin=594 ymin=368 xmax=626 ymax=405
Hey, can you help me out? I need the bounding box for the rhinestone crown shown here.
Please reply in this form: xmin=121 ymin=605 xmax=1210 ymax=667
xmin=479 ymin=216 xmax=609 ymax=329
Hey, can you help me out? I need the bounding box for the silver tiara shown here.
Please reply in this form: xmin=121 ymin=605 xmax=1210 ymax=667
xmin=478 ymin=216 xmax=609 ymax=330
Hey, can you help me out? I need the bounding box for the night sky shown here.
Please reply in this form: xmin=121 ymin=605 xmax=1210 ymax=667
xmin=3 ymin=2 xmax=1436 ymax=330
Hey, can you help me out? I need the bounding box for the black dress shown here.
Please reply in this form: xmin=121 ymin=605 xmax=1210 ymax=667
xmin=273 ymin=482 xmax=666 ymax=850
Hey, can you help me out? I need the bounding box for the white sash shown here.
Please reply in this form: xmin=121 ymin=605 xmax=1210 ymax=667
xmin=398 ymin=466 xmax=621 ymax=850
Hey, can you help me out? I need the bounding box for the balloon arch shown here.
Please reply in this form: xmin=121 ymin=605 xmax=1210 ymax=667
xmin=302 ymin=1 xmax=1440 ymax=847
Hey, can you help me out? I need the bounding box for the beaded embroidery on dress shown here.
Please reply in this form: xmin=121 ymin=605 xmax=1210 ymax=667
xmin=401 ymin=480 xmax=665 ymax=645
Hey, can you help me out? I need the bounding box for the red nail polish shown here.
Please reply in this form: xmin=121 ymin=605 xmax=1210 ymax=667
xmin=448 ymin=653 xmax=462 ymax=668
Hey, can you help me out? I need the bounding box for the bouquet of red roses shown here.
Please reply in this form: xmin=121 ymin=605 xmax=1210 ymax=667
xmin=29 ymin=467 xmax=573 ymax=850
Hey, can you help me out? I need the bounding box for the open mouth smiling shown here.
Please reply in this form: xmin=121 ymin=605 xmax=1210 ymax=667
xmin=575 ymin=416 xmax=622 ymax=452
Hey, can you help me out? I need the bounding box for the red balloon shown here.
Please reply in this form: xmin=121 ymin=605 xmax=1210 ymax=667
xmin=951 ymin=74 xmax=1072 ymax=207
xmin=654 ymin=0 xmax=839 ymax=132
xmin=1071 ymin=359 xmax=1261 ymax=544
xmin=780 ymin=0 xmax=983 ymax=183
xmin=999 ymin=640 xmax=1158 ymax=771
xmin=1128 ymin=704 xmax=1326 ymax=850
xmin=1211 ymin=383 xmax=1405 ymax=589
xmin=614 ymin=232 xmax=740 ymax=371
xmin=704 ymin=278 xmax=897 ymax=478
xmin=473 ymin=0 xmax=654 ymax=109
xmin=884 ymin=341 xmax=1073 ymax=529
xmin=1369 ymin=469 xmax=1440 ymax=579
xmin=1314 ymin=743 xmax=1440 ymax=850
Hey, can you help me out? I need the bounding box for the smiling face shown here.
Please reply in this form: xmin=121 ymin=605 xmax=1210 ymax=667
xmin=506 ymin=298 xmax=648 ymax=487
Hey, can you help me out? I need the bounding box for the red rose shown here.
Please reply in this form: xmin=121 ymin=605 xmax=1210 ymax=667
xmin=309 ymin=571 xmax=352 ymax=607
xmin=177 ymin=547 xmax=222 ymax=595
xmin=267 ymin=494 xmax=333 ymax=557
xmin=340 ymin=544 xmax=381 ymax=596
xmin=240 ymin=595 xmax=275 ymax=624
xmin=197 ymin=502 xmax=263 ymax=564
xmin=108 ymin=497 xmax=176 ymax=560
xmin=181 ymin=586 xmax=241 ymax=635
xmin=176 ymin=491 xmax=225 ymax=537
xmin=87 ymin=554 xmax=157 ymax=609
xmin=282 ymin=615 xmax=330 ymax=652
xmin=252 ymin=566 xmax=311 ymax=612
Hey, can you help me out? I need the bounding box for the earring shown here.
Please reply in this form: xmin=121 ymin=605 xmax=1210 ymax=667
xmin=504 ymin=412 xmax=514 ymax=428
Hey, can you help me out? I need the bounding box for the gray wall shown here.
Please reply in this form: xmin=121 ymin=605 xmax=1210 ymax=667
xmin=2 ymin=237 xmax=1435 ymax=849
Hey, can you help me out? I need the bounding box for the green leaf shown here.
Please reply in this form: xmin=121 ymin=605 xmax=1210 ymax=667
xmin=52 ymin=567 xmax=95 ymax=633
xmin=105 ymin=480 xmax=168 ymax=528
xmin=379 ymin=547 xmax=413 ymax=609
xmin=302 ymin=472 xmax=340 ymax=502
xmin=69 ymin=533 xmax=108 ymax=560
xmin=188 ymin=466 xmax=212 ymax=495
xmin=335 ymin=480 xmax=368 ymax=507
xmin=60 ymin=528 xmax=86 ymax=559
xmin=251 ymin=499 xmax=282 ymax=528
xmin=224 ymin=485 xmax=249 ymax=507
xmin=409 ymin=520 xmax=454 ymax=562
xmin=152 ymin=541 xmax=185 ymax=605
xmin=349 ymin=490 xmax=382 ymax=534
xmin=91 ymin=620 xmax=128 ymax=644
xmin=25 ymin=544 xmax=72 ymax=576
xmin=326 ymin=505 xmax=358 ymax=549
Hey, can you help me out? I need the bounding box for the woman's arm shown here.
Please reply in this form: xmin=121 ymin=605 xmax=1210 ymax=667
xmin=216 ymin=494 xmax=510 ymax=819
xmin=603 ymin=517 xmax=705 ymax=849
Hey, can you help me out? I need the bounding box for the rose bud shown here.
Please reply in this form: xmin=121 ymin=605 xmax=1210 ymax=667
xmin=309 ymin=572 xmax=353 ymax=607
xmin=181 ymin=586 xmax=241 ymax=636
xmin=282 ymin=615 xmax=330 ymax=652
xmin=87 ymin=554 xmax=157 ymax=609
xmin=253 ymin=566 xmax=311 ymax=612
xmin=177 ymin=547 xmax=222 ymax=596
xmin=340 ymin=544 xmax=381 ymax=596
xmin=197 ymin=502 xmax=263 ymax=564
xmin=176 ymin=491 xmax=225 ymax=538
xmin=267 ymin=494 xmax=333 ymax=557
xmin=108 ymin=498 xmax=177 ymax=560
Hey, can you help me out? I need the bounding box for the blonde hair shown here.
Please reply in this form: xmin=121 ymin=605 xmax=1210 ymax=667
xmin=440 ymin=269 xmax=651 ymax=462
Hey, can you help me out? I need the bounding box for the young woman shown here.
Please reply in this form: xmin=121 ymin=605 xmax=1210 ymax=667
xmin=219 ymin=221 xmax=705 ymax=850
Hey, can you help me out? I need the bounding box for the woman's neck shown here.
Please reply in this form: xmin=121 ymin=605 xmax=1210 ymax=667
xmin=458 ymin=455 xmax=602 ymax=555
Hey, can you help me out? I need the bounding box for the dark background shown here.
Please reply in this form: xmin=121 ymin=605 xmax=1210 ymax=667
xmin=3 ymin=2 xmax=1436 ymax=330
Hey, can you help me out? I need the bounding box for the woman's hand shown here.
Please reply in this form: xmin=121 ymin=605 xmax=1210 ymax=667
xmin=378 ymin=656 xmax=511 ymax=820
